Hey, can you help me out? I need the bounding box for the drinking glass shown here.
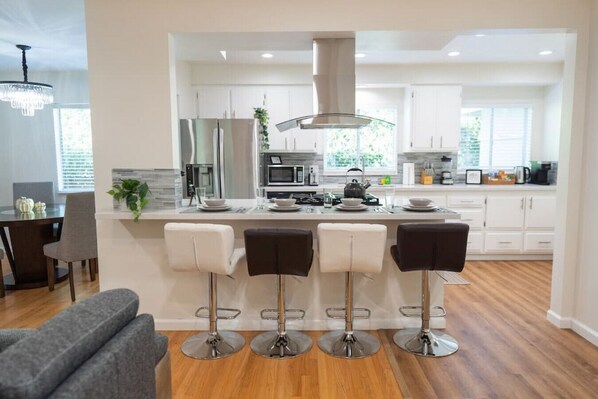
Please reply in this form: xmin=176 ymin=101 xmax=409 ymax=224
xmin=323 ymin=189 xmax=333 ymax=208
xmin=255 ymin=188 xmax=266 ymax=209
xmin=195 ymin=187 xmax=206 ymax=208
xmin=384 ymin=186 xmax=396 ymax=209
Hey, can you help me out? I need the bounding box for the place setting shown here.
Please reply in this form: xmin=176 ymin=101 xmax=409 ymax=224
xmin=196 ymin=197 xmax=232 ymax=212
xmin=401 ymin=197 xmax=438 ymax=212
xmin=334 ymin=198 xmax=368 ymax=212
xmin=268 ymin=198 xmax=302 ymax=212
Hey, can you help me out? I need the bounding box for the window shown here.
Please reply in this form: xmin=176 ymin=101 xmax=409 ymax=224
xmin=324 ymin=107 xmax=397 ymax=174
xmin=53 ymin=105 xmax=94 ymax=191
xmin=459 ymin=106 xmax=532 ymax=171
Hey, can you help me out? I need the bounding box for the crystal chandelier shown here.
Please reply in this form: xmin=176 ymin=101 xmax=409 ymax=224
xmin=0 ymin=45 xmax=53 ymax=116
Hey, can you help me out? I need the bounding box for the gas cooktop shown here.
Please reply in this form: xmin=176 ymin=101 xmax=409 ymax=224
xmin=280 ymin=193 xmax=380 ymax=207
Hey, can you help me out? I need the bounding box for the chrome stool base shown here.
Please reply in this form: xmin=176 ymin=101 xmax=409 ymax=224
xmin=393 ymin=328 xmax=458 ymax=357
xmin=181 ymin=331 xmax=245 ymax=360
xmin=250 ymin=331 xmax=312 ymax=359
xmin=318 ymin=330 xmax=380 ymax=359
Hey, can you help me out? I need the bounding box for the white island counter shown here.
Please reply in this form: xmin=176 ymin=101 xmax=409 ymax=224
xmin=96 ymin=200 xmax=460 ymax=331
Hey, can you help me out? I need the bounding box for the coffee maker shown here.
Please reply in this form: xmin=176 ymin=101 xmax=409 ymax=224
xmin=530 ymin=161 xmax=552 ymax=185
xmin=440 ymin=156 xmax=454 ymax=185
xmin=308 ymin=165 xmax=319 ymax=186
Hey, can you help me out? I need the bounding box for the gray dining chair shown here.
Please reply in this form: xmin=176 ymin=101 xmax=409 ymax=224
xmin=43 ymin=192 xmax=98 ymax=302
xmin=0 ymin=248 xmax=4 ymax=298
xmin=12 ymin=181 xmax=56 ymax=206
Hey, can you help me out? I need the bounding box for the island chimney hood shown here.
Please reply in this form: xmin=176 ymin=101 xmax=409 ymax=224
xmin=276 ymin=38 xmax=389 ymax=132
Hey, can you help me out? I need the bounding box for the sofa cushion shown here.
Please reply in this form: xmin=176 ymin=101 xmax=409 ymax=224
xmin=0 ymin=329 xmax=35 ymax=353
xmin=154 ymin=332 xmax=168 ymax=365
xmin=0 ymin=288 xmax=139 ymax=399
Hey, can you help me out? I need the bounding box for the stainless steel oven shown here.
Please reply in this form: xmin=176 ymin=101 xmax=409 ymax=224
xmin=267 ymin=165 xmax=305 ymax=186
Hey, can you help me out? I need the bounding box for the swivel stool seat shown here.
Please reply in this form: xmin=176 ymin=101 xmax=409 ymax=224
xmin=244 ymin=228 xmax=314 ymax=359
xmin=317 ymin=223 xmax=387 ymax=358
xmin=390 ymin=223 xmax=469 ymax=357
xmin=164 ymin=223 xmax=245 ymax=359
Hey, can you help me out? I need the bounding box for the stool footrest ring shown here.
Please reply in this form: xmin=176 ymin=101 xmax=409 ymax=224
xmin=399 ymin=305 xmax=446 ymax=318
xmin=260 ymin=308 xmax=306 ymax=321
xmin=195 ymin=306 xmax=242 ymax=319
xmin=325 ymin=307 xmax=371 ymax=320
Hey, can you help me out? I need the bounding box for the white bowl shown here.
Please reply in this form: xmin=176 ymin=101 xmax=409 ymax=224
xmin=341 ymin=198 xmax=364 ymax=207
xmin=204 ymin=198 xmax=226 ymax=207
xmin=409 ymin=197 xmax=432 ymax=207
xmin=274 ymin=198 xmax=297 ymax=207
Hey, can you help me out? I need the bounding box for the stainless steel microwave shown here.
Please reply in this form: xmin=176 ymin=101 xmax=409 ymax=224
xmin=267 ymin=165 xmax=304 ymax=186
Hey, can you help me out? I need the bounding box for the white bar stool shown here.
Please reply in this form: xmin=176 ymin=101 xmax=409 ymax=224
xmin=317 ymin=223 xmax=387 ymax=358
xmin=164 ymin=223 xmax=245 ymax=359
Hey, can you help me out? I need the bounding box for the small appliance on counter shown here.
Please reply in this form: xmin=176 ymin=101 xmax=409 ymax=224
xmin=514 ymin=166 xmax=531 ymax=184
xmin=308 ymin=165 xmax=320 ymax=186
xmin=440 ymin=156 xmax=454 ymax=185
xmin=402 ymin=163 xmax=415 ymax=185
xmin=530 ymin=161 xmax=553 ymax=185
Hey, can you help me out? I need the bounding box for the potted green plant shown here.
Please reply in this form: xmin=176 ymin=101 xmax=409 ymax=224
xmin=253 ymin=107 xmax=269 ymax=150
xmin=107 ymin=179 xmax=150 ymax=222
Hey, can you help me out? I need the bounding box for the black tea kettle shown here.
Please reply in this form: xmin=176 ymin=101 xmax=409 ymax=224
xmin=344 ymin=168 xmax=371 ymax=198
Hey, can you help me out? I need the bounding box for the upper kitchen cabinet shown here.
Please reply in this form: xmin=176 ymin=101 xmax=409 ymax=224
xmin=196 ymin=86 xmax=231 ymax=119
xmin=403 ymin=85 xmax=462 ymax=152
xmin=288 ymin=86 xmax=320 ymax=153
xmin=230 ymin=86 xmax=265 ymax=119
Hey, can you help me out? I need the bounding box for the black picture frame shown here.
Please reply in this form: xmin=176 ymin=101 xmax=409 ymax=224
xmin=269 ymin=155 xmax=282 ymax=165
xmin=465 ymin=169 xmax=483 ymax=184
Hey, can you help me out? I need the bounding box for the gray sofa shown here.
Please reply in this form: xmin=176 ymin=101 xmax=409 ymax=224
xmin=0 ymin=289 xmax=171 ymax=398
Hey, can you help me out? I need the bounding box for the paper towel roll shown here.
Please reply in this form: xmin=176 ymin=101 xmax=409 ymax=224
xmin=403 ymin=163 xmax=415 ymax=185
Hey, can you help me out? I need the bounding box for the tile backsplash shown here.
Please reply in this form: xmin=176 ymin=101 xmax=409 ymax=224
xmin=111 ymin=169 xmax=183 ymax=209
xmin=262 ymin=152 xmax=462 ymax=185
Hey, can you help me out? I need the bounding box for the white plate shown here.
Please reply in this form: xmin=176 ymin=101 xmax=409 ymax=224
xmin=335 ymin=204 xmax=368 ymax=211
xmin=402 ymin=204 xmax=438 ymax=212
xmin=268 ymin=204 xmax=301 ymax=212
xmin=197 ymin=204 xmax=232 ymax=212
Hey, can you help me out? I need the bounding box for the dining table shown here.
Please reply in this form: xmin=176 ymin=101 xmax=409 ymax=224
xmin=0 ymin=205 xmax=68 ymax=290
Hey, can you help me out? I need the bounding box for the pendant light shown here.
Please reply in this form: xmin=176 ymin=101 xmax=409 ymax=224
xmin=0 ymin=45 xmax=53 ymax=116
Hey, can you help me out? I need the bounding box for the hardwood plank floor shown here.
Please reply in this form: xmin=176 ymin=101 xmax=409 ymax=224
xmin=383 ymin=261 xmax=598 ymax=399
xmin=2 ymin=259 xmax=597 ymax=398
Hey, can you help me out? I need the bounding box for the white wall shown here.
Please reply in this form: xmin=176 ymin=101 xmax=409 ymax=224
xmin=0 ymin=71 xmax=89 ymax=205
xmin=543 ymin=82 xmax=563 ymax=161
xmin=85 ymin=0 xmax=595 ymax=343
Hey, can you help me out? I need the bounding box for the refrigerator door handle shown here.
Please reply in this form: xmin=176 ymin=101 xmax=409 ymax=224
xmin=213 ymin=127 xmax=221 ymax=198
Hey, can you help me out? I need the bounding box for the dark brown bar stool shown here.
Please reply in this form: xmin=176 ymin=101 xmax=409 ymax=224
xmin=244 ymin=228 xmax=314 ymax=359
xmin=390 ymin=223 xmax=469 ymax=357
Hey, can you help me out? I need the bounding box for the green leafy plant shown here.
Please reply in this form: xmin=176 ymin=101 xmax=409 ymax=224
xmin=107 ymin=179 xmax=150 ymax=222
xmin=253 ymin=107 xmax=269 ymax=150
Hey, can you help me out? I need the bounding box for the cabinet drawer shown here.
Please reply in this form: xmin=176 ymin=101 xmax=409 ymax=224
xmin=484 ymin=232 xmax=523 ymax=253
xmin=466 ymin=231 xmax=483 ymax=253
xmin=447 ymin=195 xmax=485 ymax=208
xmin=524 ymin=232 xmax=554 ymax=253
xmin=446 ymin=209 xmax=484 ymax=229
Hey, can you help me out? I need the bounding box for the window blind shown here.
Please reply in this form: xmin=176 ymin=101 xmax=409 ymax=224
xmin=459 ymin=106 xmax=532 ymax=171
xmin=53 ymin=106 xmax=95 ymax=191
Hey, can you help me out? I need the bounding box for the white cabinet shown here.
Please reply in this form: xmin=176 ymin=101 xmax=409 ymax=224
xmin=196 ymin=86 xmax=230 ymax=118
xmin=485 ymin=232 xmax=523 ymax=253
xmin=230 ymin=86 xmax=265 ymax=119
xmin=525 ymin=195 xmax=556 ymax=229
xmin=485 ymin=195 xmax=525 ymax=229
xmin=264 ymin=87 xmax=291 ymax=151
xmin=465 ymin=231 xmax=484 ymax=253
xmin=524 ymin=232 xmax=554 ymax=253
xmin=446 ymin=209 xmax=484 ymax=229
xmin=447 ymin=195 xmax=485 ymax=208
xmin=289 ymin=86 xmax=320 ymax=152
xmin=404 ymin=85 xmax=462 ymax=152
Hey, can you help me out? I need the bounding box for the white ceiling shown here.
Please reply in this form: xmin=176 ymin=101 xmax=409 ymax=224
xmin=0 ymin=0 xmax=566 ymax=73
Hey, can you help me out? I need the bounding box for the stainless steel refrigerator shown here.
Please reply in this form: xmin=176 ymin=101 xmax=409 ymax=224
xmin=180 ymin=118 xmax=258 ymax=199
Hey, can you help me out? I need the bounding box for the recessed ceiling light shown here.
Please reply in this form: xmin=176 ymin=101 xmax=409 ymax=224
xmin=447 ymin=51 xmax=460 ymax=57
xmin=261 ymin=53 xmax=273 ymax=58
xmin=475 ymin=34 xmax=486 ymax=37
xmin=539 ymin=50 xmax=553 ymax=56
xmin=355 ymin=53 xmax=366 ymax=58
xmin=219 ymin=50 xmax=227 ymax=60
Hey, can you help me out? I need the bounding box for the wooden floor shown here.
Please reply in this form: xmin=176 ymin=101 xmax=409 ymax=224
xmin=2 ymin=260 xmax=597 ymax=398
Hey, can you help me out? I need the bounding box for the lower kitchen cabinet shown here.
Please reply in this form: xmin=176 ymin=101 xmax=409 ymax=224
xmin=524 ymin=232 xmax=554 ymax=253
xmin=446 ymin=208 xmax=484 ymax=229
xmin=465 ymin=231 xmax=484 ymax=253
xmin=485 ymin=195 xmax=525 ymax=229
xmin=525 ymin=195 xmax=557 ymax=228
xmin=484 ymin=232 xmax=524 ymax=253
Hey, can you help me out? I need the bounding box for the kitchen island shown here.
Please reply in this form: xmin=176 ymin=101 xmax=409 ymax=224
xmin=96 ymin=200 xmax=460 ymax=331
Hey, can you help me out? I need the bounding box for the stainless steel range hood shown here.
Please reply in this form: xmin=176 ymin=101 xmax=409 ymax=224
xmin=276 ymin=38 xmax=382 ymax=132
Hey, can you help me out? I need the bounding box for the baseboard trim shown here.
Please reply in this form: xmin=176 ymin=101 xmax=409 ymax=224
xmin=547 ymin=310 xmax=597 ymax=346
